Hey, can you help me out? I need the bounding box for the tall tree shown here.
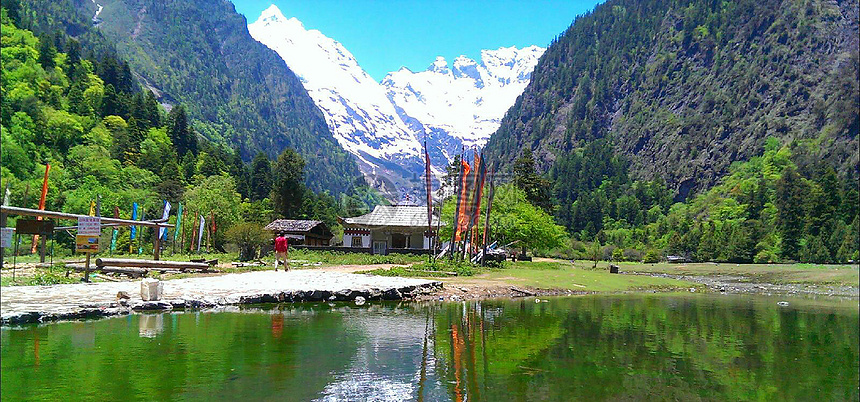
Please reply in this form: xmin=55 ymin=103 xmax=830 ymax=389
xmin=249 ymin=152 xmax=272 ymax=201
xmin=271 ymin=148 xmax=306 ymax=218
xmin=37 ymin=36 xmax=56 ymax=69
xmin=513 ymin=148 xmax=552 ymax=212
xmin=774 ymin=167 xmax=806 ymax=260
xmin=167 ymin=105 xmax=197 ymax=157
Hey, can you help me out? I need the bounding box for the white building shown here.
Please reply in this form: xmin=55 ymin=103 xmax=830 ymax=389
xmin=339 ymin=205 xmax=442 ymax=254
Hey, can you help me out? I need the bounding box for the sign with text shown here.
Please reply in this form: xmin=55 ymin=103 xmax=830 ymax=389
xmin=1 ymin=227 xmax=13 ymax=248
xmin=77 ymin=216 xmax=101 ymax=236
xmin=75 ymin=235 xmax=99 ymax=253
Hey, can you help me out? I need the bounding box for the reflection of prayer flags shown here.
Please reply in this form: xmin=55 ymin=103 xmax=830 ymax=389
xmin=174 ymin=203 xmax=183 ymax=242
xmin=130 ymin=203 xmax=139 ymax=240
xmin=196 ymin=215 xmax=205 ymax=252
xmin=159 ymin=201 xmax=171 ymax=240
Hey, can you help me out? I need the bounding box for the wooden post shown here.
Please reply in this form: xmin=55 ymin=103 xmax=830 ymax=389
xmin=84 ymin=253 xmax=91 ymax=282
xmin=39 ymin=235 xmax=47 ymax=263
xmin=0 ymin=211 xmax=6 ymax=269
xmin=153 ymin=226 xmax=161 ymax=261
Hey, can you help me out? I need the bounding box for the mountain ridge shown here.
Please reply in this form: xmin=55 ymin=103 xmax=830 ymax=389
xmin=484 ymin=0 xmax=859 ymax=199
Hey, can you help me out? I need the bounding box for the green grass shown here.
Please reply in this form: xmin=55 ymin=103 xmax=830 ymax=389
xmin=608 ymin=261 xmax=860 ymax=287
xmin=286 ymin=249 xmax=426 ymax=267
xmin=476 ymin=260 xmax=700 ymax=292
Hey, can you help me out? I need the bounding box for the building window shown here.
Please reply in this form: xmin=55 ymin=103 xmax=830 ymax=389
xmin=351 ymin=236 xmax=363 ymax=247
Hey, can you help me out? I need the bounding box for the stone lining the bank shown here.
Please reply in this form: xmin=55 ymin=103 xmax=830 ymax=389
xmin=0 ymin=271 xmax=442 ymax=325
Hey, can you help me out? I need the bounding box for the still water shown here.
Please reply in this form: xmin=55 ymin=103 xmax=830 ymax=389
xmin=2 ymin=295 xmax=858 ymax=401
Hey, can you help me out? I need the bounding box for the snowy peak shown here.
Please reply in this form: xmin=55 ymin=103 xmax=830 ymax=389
xmin=249 ymin=7 xmax=543 ymax=199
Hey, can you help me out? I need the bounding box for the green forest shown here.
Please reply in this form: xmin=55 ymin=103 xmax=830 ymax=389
xmin=477 ymin=0 xmax=859 ymax=263
xmin=0 ymin=6 xmax=382 ymax=255
xmin=18 ymin=0 xmax=364 ymax=195
xmin=485 ymin=0 xmax=857 ymax=196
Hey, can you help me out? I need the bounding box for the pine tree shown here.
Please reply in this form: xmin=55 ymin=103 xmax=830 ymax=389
xmin=249 ymin=152 xmax=272 ymax=201
xmin=774 ymin=167 xmax=806 ymax=260
xmin=513 ymin=148 xmax=553 ymax=212
xmin=167 ymin=105 xmax=197 ymax=157
xmin=37 ymin=37 xmax=56 ymax=69
xmin=271 ymin=148 xmax=306 ymax=218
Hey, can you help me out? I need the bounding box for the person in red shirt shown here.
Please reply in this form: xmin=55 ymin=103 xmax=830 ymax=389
xmin=274 ymin=234 xmax=289 ymax=271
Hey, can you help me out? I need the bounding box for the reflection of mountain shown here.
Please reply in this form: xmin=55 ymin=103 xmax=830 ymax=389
xmin=316 ymin=308 xmax=449 ymax=401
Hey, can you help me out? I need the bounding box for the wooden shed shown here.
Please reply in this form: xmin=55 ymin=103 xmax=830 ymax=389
xmin=263 ymin=219 xmax=333 ymax=246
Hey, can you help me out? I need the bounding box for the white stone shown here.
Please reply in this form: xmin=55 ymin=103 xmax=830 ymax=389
xmin=140 ymin=279 xmax=163 ymax=301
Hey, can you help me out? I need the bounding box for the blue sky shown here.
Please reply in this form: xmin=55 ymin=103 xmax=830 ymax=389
xmin=234 ymin=0 xmax=603 ymax=82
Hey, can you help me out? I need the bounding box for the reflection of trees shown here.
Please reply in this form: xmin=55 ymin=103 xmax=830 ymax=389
xmin=0 ymin=306 xmax=360 ymax=401
xmin=432 ymin=297 xmax=860 ymax=401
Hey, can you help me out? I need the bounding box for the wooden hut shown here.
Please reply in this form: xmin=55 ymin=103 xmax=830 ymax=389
xmin=263 ymin=219 xmax=333 ymax=246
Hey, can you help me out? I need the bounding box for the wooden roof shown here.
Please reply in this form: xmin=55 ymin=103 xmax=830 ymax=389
xmin=264 ymin=219 xmax=327 ymax=233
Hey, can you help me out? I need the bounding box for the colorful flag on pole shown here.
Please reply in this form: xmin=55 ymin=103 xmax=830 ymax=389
xmin=159 ymin=200 xmax=171 ymax=240
xmin=138 ymin=209 xmax=146 ymax=255
xmin=449 ymin=151 xmax=465 ymax=255
xmin=89 ymin=200 xmax=96 ymax=216
xmin=31 ymin=164 xmax=50 ymax=254
xmin=130 ymin=202 xmax=139 ymax=240
xmin=110 ymin=206 xmax=119 ymax=252
xmin=424 ymin=141 xmax=433 ymax=229
xmin=196 ymin=215 xmax=205 ymax=252
xmin=455 ymin=157 xmax=472 ymax=242
xmin=174 ymin=203 xmax=183 ymax=242
xmin=471 ymin=153 xmax=486 ymax=229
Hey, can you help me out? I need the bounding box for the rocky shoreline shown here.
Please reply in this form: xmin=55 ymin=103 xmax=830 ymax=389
xmin=0 ymin=271 xmax=442 ymax=326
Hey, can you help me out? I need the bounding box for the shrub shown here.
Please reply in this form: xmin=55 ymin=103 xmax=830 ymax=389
xmin=225 ymin=222 xmax=269 ymax=261
xmin=642 ymin=249 xmax=661 ymax=263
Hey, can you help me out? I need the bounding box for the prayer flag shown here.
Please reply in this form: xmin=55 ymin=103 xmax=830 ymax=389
xmin=174 ymin=203 xmax=183 ymax=242
xmin=197 ymin=215 xmax=205 ymax=252
xmin=130 ymin=203 xmax=139 ymax=240
xmin=159 ymin=200 xmax=171 ymax=240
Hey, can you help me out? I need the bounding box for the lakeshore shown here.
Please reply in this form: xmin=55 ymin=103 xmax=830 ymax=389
xmin=2 ymin=256 xmax=857 ymax=325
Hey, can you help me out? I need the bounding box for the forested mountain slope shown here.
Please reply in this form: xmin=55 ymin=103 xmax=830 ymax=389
xmin=484 ymin=0 xmax=859 ymax=199
xmin=20 ymin=0 xmax=363 ymax=194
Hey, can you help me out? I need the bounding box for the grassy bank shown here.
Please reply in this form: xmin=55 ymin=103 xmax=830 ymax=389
xmin=604 ymin=261 xmax=860 ymax=287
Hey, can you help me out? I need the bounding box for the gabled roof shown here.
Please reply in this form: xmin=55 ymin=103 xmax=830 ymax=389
xmin=339 ymin=205 xmax=442 ymax=228
xmin=264 ymin=219 xmax=326 ymax=233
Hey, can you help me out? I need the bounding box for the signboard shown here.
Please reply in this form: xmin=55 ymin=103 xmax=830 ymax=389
xmin=76 ymin=235 xmax=99 ymax=253
xmin=1 ymin=228 xmax=13 ymax=248
xmin=77 ymin=216 xmax=101 ymax=236
xmin=15 ymin=219 xmax=53 ymax=235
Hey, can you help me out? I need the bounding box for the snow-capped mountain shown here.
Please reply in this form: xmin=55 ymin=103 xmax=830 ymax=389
xmin=382 ymin=46 xmax=544 ymax=154
xmin=248 ymin=5 xmax=543 ymax=198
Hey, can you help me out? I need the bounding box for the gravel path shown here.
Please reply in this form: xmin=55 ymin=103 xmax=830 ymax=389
xmin=0 ymin=270 xmax=442 ymax=325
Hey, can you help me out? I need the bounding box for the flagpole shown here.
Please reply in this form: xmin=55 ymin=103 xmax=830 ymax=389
xmin=482 ymin=168 xmax=495 ymax=266
xmin=449 ymin=148 xmax=465 ymax=260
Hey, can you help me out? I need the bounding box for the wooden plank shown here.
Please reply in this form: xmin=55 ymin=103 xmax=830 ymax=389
xmin=95 ymin=258 xmax=208 ymax=270
xmin=0 ymin=206 xmax=172 ymax=228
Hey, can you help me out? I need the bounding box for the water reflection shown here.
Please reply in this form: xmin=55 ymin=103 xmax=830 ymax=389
xmin=138 ymin=314 xmax=164 ymax=338
xmin=0 ymin=295 xmax=857 ymax=401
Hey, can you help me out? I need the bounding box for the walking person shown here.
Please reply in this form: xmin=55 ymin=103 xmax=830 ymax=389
xmin=274 ymin=234 xmax=289 ymax=271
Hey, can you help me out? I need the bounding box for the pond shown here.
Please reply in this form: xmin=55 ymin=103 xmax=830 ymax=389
xmin=2 ymin=295 xmax=858 ymax=401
